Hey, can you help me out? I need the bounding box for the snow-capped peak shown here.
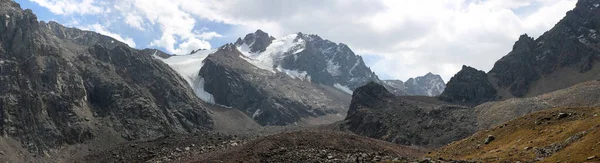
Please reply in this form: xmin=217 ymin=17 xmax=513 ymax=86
xmin=237 ymin=33 xmax=307 ymax=75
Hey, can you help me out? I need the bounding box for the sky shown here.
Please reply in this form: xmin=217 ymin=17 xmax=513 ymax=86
xmin=16 ymin=0 xmax=577 ymax=82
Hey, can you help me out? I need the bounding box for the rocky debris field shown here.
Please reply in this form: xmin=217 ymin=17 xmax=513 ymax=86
xmin=83 ymin=133 xmax=243 ymax=162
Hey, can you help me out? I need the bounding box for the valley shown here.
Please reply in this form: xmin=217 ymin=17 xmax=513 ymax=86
xmin=2 ymin=0 xmax=600 ymax=162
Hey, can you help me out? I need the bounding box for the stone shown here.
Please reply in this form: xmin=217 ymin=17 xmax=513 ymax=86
xmin=484 ymin=135 xmax=496 ymax=144
xmin=558 ymin=113 xmax=569 ymax=119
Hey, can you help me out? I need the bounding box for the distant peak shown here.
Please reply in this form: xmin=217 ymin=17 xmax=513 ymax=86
xmin=255 ymin=29 xmax=267 ymax=35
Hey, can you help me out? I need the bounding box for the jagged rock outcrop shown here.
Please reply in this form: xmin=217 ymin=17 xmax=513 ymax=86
xmin=341 ymin=82 xmax=476 ymax=147
xmin=234 ymin=29 xmax=275 ymax=53
xmin=0 ymin=0 xmax=212 ymax=153
xmin=439 ymin=65 xmax=497 ymax=106
xmin=198 ymin=44 xmax=349 ymax=125
xmin=383 ymin=72 xmax=446 ymax=96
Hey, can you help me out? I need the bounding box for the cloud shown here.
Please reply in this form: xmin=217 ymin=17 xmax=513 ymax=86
xmin=81 ymin=23 xmax=137 ymax=48
xmin=29 ymin=0 xmax=103 ymax=15
xmin=113 ymin=0 xmax=224 ymax=54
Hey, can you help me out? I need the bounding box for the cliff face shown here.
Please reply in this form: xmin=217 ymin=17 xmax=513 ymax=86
xmin=0 ymin=0 xmax=212 ymax=153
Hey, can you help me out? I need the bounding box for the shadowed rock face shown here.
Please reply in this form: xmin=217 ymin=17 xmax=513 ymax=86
xmin=342 ymin=82 xmax=476 ymax=148
xmin=0 ymin=0 xmax=212 ymax=153
xmin=199 ymin=44 xmax=349 ymax=126
xmin=439 ymin=65 xmax=497 ymax=106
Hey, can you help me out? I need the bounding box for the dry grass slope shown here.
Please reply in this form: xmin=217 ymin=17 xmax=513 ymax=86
xmin=430 ymin=107 xmax=600 ymax=162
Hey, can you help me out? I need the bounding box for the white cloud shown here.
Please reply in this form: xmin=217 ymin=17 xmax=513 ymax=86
xmin=29 ymin=0 xmax=103 ymax=15
xmin=114 ymin=0 xmax=222 ymax=54
xmin=81 ymin=23 xmax=137 ymax=48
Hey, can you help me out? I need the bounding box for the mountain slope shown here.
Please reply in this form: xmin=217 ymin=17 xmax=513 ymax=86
xmin=430 ymin=107 xmax=600 ymax=162
xmin=338 ymin=82 xmax=475 ymax=148
xmin=0 ymin=0 xmax=212 ymax=154
xmin=190 ymin=44 xmax=349 ymax=125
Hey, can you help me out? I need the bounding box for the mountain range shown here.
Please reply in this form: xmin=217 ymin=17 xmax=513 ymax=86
xmin=157 ymin=29 xmax=447 ymax=126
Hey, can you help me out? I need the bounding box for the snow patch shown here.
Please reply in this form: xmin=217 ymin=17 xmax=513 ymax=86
xmin=252 ymin=109 xmax=262 ymax=119
xmin=156 ymin=49 xmax=217 ymax=103
xmin=349 ymin=60 xmax=360 ymax=75
xmin=276 ymin=66 xmax=311 ymax=81
xmin=578 ymin=35 xmax=589 ymax=45
xmin=334 ymin=83 xmax=353 ymax=94
xmin=193 ymin=77 xmax=215 ymax=104
xmin=326 ymin=59 xmax=341 ymax=76
xmin=4 ymin=15 xmax=8 ymax=27
xmin=239 ymin=55 xmax=276 ymax=73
